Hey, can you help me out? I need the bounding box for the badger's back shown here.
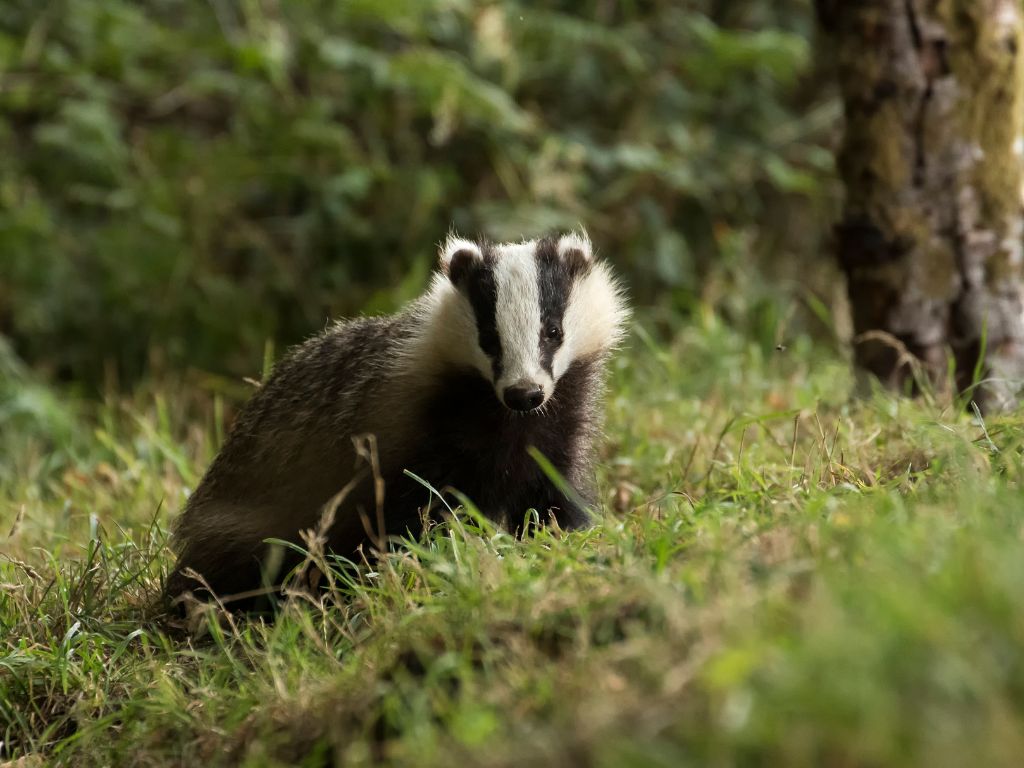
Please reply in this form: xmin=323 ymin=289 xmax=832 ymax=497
xmin=166 ymin=312 xmax=417 ymax=601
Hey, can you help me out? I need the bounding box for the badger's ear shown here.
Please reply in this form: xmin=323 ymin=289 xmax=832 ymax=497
xmin=439 ymin=235 xmax=483 ymax=285
xmin=557 ymin=230 xmax=593 ymax=274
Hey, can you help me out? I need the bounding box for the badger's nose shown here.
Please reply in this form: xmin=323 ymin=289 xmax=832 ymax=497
xmin=503 ymin=382 xmax=545 ymax=412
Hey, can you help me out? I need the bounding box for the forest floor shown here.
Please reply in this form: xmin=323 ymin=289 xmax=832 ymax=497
xmin=2 ymin=317 xmax=1024 ymax=767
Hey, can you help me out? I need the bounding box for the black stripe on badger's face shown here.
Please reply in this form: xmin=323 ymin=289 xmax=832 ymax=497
xmin=534 ymin=237 xmax=589 ymax=376
xmin=461 ymin=249 xmax=502 ymax=379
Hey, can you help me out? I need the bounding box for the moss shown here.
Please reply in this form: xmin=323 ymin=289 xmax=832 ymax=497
xmin=948 ymin=0 xmax=1024 ymax=236
xmin=825 ymin=0 xmax=1024 ymax=404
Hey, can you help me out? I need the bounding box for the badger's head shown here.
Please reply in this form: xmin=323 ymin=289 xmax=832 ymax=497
xmin=431 ymin=231 xmax=628 ymax=412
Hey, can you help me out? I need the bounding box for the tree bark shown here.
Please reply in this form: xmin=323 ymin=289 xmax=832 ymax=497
xmin=817 ymin=0 xmax=1024 ymax=410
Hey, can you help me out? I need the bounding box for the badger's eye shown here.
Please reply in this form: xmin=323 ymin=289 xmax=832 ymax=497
xmin=543 ymin=323 xmax=563 ymax=343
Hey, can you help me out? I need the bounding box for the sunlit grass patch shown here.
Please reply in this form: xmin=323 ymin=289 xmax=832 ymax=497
xmin=2 ymin=322 xmax=1024 ymax=766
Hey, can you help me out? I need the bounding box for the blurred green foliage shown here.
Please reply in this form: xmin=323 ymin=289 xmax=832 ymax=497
xmin=0 ymin=0 xmax=834 ymax=385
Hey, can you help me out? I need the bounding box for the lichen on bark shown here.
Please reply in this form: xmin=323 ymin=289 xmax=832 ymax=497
xmin=817 ymin=0 xmax=1024 ymax=410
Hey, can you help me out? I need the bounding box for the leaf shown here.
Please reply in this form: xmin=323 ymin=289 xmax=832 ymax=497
xmin=687 ymin=16 xmax=810 ymax=87
xmin=512 ymin=9 xmax=647 ymax=72
xmin=318 ymin=38 xmax=391 ymax=83
xmin=390 ymin=48 xmax=532 ymax=133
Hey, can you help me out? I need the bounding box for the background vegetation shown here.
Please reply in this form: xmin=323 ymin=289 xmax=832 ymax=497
xmin=8 ymin=2 xmax=1023 ymax=766
xmin=1 ymin=0 xmax=834 ymax=385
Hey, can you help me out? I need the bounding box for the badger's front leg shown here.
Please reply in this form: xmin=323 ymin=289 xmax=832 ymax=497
xmin=546 ymin=481 xmax=593 ymax=530
xmin=504 ymin=477 xmax=593 ymax=536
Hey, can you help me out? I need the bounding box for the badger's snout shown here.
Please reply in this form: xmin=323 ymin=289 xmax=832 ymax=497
xmin=502 ymin=381 xmax=545 ymax=412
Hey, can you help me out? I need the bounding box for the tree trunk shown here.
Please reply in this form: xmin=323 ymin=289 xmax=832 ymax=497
xmin=816 ymin=0 xmax=1024 ymax=410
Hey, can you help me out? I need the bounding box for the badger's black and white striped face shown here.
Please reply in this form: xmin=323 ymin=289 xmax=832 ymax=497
xmin=437 ymin=232 xmax=626 ymax=412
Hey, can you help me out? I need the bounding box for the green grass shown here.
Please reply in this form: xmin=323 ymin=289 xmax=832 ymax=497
xmin=3 ymin=316 xmax=1024 ymax=767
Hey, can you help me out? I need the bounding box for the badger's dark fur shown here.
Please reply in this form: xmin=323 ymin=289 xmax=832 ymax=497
xmin=165 ymin=232 xmax=628 ymax=605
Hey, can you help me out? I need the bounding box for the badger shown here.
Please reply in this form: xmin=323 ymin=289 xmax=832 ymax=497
xmin=165 ymin=231 xmax=628 ymax=604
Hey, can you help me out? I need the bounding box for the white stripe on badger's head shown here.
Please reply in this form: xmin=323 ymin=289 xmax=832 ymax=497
xmin=492 ymin=240 xmax=548 ymax=405
xmin=435 ymin=230 xmax=628 ymax=412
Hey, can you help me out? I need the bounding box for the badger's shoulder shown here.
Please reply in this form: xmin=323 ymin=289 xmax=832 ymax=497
xmin=237 ymin=313 xmax=411 ymax=419
xmin=187 ymin=313 xmax=413 ymax=493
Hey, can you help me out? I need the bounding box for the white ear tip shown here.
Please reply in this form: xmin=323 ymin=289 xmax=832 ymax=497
xmin=557 ymin=231 xmax=592 ymax=260
xmin=440 ymin=235 xmax=483 ymax=265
